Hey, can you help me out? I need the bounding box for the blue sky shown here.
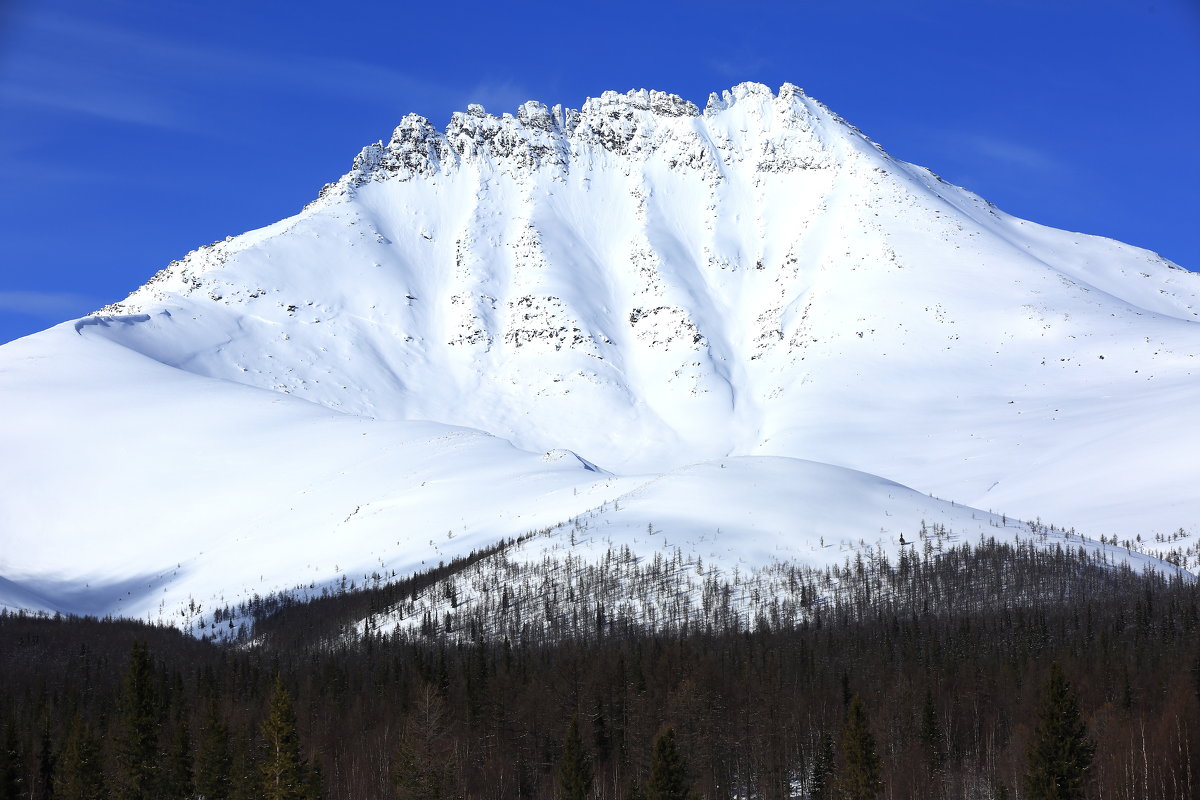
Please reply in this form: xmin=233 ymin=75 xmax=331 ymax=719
xmin=1 ymin=0 xmax=1197 ymax=344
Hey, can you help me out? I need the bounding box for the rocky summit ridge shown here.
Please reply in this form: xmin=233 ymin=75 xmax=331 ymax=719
xmin=333 ymin=83 xmax=829 ymax=189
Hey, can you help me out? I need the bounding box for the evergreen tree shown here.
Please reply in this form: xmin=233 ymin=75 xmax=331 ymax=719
xmin=809 ymin=732 xmax=835 ymax=800
xmin=228 ymin=728 xmax=259 ymax=800
xmin=434 ymin=650 xmax=450 ymax=697
xmin=35 ymin=724 xmax=55 ymax=800
xmin=592 ymin=700 xmax=611 ymax=764
xmin=646 ymin=728 xmax=690 ymax=800
xmin=54 ymin=715 xmax=105 ymax=800
xmin=465 ymin=635 xmax=488 ymax=721
xmin=1023 ymin=662 xmax=1095 ymax=800
xmin=114 ymin=640 xmax=161 ymax=800
xmin=838 ymin=696 xmax=883 ymax=800
xmin=919 ymin=690 xmax=945 ymax=778
xmin=0 ymin=723 xmax=23 ymax=800
xmin=260 ymin=676 xmax=308 ymax=800
xmin=163 ymin=718 xmax=194 ymax=800
xmin=558 ymin=717 xmax=593 ymax=800
xmin=196 ymin=702 xmax=232 ymax=800
xmin=1192 ymin=646 xmax=1200 ymax=708
xmin=304 ymin=756 xmax=324 ymax=800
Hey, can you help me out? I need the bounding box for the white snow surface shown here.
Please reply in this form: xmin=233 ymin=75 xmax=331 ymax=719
xmin=2 ymin=82 xmax=1198 ymax=623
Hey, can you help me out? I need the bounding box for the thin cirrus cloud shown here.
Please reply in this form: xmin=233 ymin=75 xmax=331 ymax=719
xmin=0 ymin=290 xmax=100 ymax=318
xmin=1 ymin=10 xmax=458 ymax=132
xmin=0 ymin=12 xmax=193 ymax=129
xmin=460 ymin=80 xmax=541 ymax=116
xmin=907 ymin=126 xmax=1068 ymax=183
xmin=709 ymin=56 xmax=769 ymax=80
xmin=0 ymin=55 xmax=185 ymax=129
xmin=963 ymin=134 xmax=1065 ymax=175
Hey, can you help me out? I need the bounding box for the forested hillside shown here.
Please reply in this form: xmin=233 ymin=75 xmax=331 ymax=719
xmin=2 ymin=540 xmax=1197 ymax=800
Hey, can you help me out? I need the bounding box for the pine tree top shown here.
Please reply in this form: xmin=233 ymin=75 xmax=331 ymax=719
xmin=1024 ymin=662 xmax=1095 ymax=800
xmin=648 ymin=728 xmax=691 ymax=800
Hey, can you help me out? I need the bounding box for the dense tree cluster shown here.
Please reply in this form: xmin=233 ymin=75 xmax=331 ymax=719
xmin=1 ymin=539 xmax=1197 ymax=799
xmin=231 ymin=527 xmax=1173 ymax=652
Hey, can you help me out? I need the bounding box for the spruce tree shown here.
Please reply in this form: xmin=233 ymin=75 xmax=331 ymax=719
xmin=646 ymin=728 xmax=690 ymax=800
xmin=304 ymin=756 xmax=324 ymax=800
xmin=162 ymin=718 xmax=194 ymax=800
xmin=558 ymin=717 xmax=593 ymax=800
xmin=809 ymin=732 xmax=835 ymax=800
xmin=196 ymin=702 xmax=232 ymax=800
xmin=592 ymin=701 xmax=611 ymax=764
xmin=838 ymin=696 xmax=883 ymax=800
xmin=228 ymin=728 xmax=259 ymax=800
xmin=919 ymin=690 xmax=945 ymax=779
xmin=1023 ymin=662 xmax=1095 ymax=800
xmin=54 ymin=715 xmax=105 ymax=800
xmin=114 ymin=641 xmax=160 ymax=800
xmin=1192 ymin=646 xmax=1200 ymax=708
xmin=35 ymin=724 xmax=54 ymax=800
xmin=0 ymin=723 xmax=23 ymax=800
xmin=259 ymin=676 xmax=307 ymax=800
xmin=465 ymin=635 xmax=488 ymax=721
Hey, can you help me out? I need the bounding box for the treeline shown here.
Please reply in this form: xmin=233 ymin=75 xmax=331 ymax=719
xmin=1 ymin=539 xmax=1199 ymax=799
xmin=228 ymin=527 xmax=1183 ymax=651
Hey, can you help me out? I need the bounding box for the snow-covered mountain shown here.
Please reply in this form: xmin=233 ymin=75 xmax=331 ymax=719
xmin=2 ymin=82 xmax=1197 ymax=625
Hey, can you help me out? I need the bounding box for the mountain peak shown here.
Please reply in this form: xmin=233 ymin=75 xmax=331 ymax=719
xmin=325 ymin=83 xmax=847 ymax=203
xmin=580 ymin=88 xmax=701 ymax=118
xmin=81 ymin=81 xmax=1200 ymax=537
xmin=4 ymin=80 xmax=1199 ymax=626
xmin=704 ymin=80 xmax=805 ymax=112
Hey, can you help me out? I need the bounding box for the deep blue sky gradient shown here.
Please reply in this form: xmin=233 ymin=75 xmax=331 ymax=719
xmin=2 ymin=0 xmax=1198 ymax=343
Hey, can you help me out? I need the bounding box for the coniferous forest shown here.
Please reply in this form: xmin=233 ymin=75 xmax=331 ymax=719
xmin=2 ymin=539 xmax=1199 ymax=800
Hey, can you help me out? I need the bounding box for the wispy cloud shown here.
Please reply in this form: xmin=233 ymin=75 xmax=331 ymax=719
xmin=961 ymin=134 xmax=1064 ymax=174
xmin=0 ymin=12 xmax=193 ymax=128
xmin=0 ymin=69 xmax=185 ymax=129
xmin=907 ymin=122 xmax=1069 ymax=180
xmin=0 ymin=123 xmax=147 ymax=188
xmin=1 ymin=10 xmax=457 ymax=132
xmin=0 ymin=290 xmax=100 ymax=317
xmin=709 ymin=56 xmax=768 ymax=80
xmin=460 ymin=79 xmax=539 ymax=115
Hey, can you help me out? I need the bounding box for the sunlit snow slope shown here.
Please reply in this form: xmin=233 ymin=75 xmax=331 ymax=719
xmin=2 ymin=82 xmax=1197 ymax=621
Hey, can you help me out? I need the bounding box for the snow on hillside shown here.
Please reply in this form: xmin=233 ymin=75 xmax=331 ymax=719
xmin=1 ymin=82 xmax=1197 ymax=625
xmin=0 ymin=322 xmax=1057 ymax=624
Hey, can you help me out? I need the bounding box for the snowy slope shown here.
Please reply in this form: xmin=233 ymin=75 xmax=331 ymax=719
xmin=1 ymin=82 xmax=1197 ymax=623
xmin=0 ymin=322 xmax=1033 ymax=623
